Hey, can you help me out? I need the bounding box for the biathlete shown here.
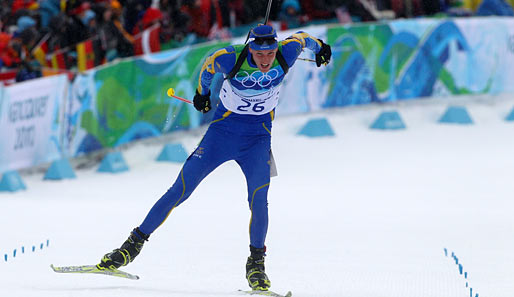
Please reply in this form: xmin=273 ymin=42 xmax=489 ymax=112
xmin=97 ymin=24 xmax=331 ymax=291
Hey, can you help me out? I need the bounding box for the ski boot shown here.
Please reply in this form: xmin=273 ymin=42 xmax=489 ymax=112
xmin=97 ymin=227 xmax=149 ymax=270
xmin=246 ymin=245 xmax=271 ymax=291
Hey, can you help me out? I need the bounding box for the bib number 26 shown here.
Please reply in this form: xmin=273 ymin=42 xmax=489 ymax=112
xmin=237 ymin=100 xmax=265 ymax=112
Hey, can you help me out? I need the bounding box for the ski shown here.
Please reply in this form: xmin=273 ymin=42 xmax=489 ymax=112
xmin=50 ymin=264 xmax=140 ymax=280
xmin=239 ymin=289 xmax=292 ymax=297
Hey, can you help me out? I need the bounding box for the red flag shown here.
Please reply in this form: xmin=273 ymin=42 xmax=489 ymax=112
xmin=133 ymin=24 xmax=161 ymax=56
xmin=0 ymin=70 xmax=17 ymax=86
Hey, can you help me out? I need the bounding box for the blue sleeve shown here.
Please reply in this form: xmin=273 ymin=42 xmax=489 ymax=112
xmin=280 ymin=32 xmax=323 ymax=67
xmin=197 ymin=46 xmax=237 ymax=95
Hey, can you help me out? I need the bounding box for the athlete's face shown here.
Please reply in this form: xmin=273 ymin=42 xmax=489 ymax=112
xmin=250 ymin=48 xmax=278 ymax=73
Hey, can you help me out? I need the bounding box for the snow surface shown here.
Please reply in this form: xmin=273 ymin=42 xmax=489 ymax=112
xmin=2 ymin=94 xmax=514 ymax=297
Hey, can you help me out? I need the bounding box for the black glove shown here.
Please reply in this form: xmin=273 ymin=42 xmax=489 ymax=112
xmin=193 ymin=90 xmax=211 ymax=113
xmin=315 ymin=39 xmax=332 ymax=67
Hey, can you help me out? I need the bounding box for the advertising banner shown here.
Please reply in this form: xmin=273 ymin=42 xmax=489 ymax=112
xmin=3 ymin=17 xmax=514 ymax=170
xmin=0 ymin=75 xmax=67 ymax=173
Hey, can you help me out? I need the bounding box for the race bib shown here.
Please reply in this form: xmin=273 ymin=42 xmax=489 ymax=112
xmin=220 ymin=79 xmax=281 ymax=115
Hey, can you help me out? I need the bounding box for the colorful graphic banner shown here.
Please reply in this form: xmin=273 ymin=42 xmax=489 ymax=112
xmin=65 ymin=42 xmax=230 ymax=157
xmin=322 ymin=17 xmax=514 ymax=108
xmin=0 ymin=75 xmax=67 ymax=172
xmin=2 ymin=17 xmax=514 ymax=172
xmin=275 ymin=25 xmax=329 ymax=115
xmin=64 ymin=17 xmax=514 ymax=157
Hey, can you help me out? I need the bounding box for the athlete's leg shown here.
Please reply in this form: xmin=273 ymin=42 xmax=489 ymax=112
xmin=139 ymin=127 xmax=235 ymax=235
xmin=99 ymin=137 xmax=228 ymax=271
xmin=237 ymin=134 xmax=271 ymax=249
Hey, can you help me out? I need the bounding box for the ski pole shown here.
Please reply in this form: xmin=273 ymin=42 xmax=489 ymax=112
xmin=298 ymin=57 xmax=331 ymax=66
xmin=264 ymin=0 xmax=273 ymax=25
xmin=298 ymin=57 xmax=316 ymax=63
xmin=166 ymin=88 xmax=192 ymax=104
xmin=244 ymin=0 xmax=274 ymax=43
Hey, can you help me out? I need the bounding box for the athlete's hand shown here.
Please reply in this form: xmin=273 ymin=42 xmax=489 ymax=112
xmin=316 ymin=40 xmax=332 ymax=67
xmin=193 ymin=90 xmax=211 ymax=113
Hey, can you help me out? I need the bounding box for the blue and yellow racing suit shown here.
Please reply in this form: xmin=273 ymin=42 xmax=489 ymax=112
xmin=139 ymin=32 xmax=323 ymax=249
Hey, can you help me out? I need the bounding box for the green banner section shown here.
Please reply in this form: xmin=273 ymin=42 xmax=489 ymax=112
xmin=65 ymin=18 xmax=514 ymax=157
xmin=76 ymin=42 xmax=229 ymax=149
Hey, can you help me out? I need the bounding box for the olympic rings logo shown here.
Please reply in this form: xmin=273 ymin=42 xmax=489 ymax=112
xmin=234 ymin=69 xmax=280 ymax=88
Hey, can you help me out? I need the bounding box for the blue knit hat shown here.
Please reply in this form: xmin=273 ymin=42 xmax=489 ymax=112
xmin=81 ymin=10 xmax=96 ymax=25
xmin=282 ymin=0 xmax=301 ymax=12
xmin=249 ymin=25 xmax=278 ymax=51
xmin=17 ymin=16 xmax=36 ymax=33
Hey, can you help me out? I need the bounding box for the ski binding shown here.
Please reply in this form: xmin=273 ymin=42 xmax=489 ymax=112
xmin=239 ymin=289 xmax=292 ymax=297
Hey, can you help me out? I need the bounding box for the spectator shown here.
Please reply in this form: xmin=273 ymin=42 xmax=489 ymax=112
xmin=73 ymin=2 xmax=94 ymax=27
xmin=345 ymin=0 xmax=378 ymax=22
xmin=228 ymin=0 xmax=245 ymax=27
xmin=476 ymin=0 xmax=514 ymax=15
xmin=45 ymin=10 xmax=88 ymax=50
xmin=159 ymin=0 xmax=191 ymax=43
xmin=181 ymin=0 xmax=213 ymax=37
xmin=243 ymin=0 xmax=282 ymax=23
xmin=122 ymin=0 xmax=152 ymax=35
xmin=279 ymin=0 xmax=304 ymax=29
xmin=15 ymin=15 xmax=36 ymax=37
xmin=97 ymin=1 xmax=134 ymax=61
xmin=390 ymin=0 xmax=424 ymax=17
xmin=81 ymin=9 xmax=97 ymax=31
xmin=215 ymin=0 xmax=232 ymax=28
xmin=38 ymin=0 xmax=61 ymax=29
xmin=0 ymin=0 xmax=473 ymax=85
xmin=6 ymin=33 xmax=27 ymax=71
xmin=47 ymin=14 xmax=69 ymax=51
xmin=300 ymin=0 xmax=336 ymax=20
xmin=422 ymin=0 xmax=443 ymax=15
xmin=15 ymin=58 xmax=42 ymax=82
xmin=179 ymin=0 xmax=232 ymax=39
xmin=0 ymin=32 xmax=20 ymax=70
xmin=18 ymin=21 xmax=40 ymax=50
xmin=11 ymin=0 xmax=39 ymax=14
xmin=208 ymin=0 xmax=232 ymax=40
xmin=132 ymin=7 xmax=162 ymax=35
xmin=66 ymin=3 xmax=92 ymax=42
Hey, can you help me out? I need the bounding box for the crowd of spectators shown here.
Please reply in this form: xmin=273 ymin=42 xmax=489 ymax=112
xmin=0 ymin=0 xmax=512 ymax=84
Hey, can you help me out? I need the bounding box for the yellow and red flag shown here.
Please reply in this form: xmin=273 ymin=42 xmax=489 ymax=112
xmin=77 ymin=39 xmax=95 ymax=72
xmin=32 ymin=34 xmax=50 ymax=67
xmin=50 ymin=50 xmax=67 ymax=70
